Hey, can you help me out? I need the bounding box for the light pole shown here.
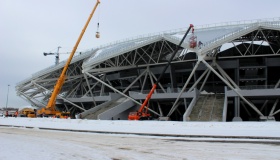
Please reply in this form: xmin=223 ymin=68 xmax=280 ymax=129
xmin=5 ymin=84 xmax=10 ymax=109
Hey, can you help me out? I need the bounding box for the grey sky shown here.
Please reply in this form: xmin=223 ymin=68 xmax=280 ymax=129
xmin=0 ymin=0 xmax=279 ymax=108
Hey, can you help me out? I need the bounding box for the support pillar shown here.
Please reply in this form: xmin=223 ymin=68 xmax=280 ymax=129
xmin=232 ymin=97 xmax=242 ymax=121
xmin=184 ymin=98 xmax=188 ymax=110
xmin=169 ymin=65 xmax=178 ymax=90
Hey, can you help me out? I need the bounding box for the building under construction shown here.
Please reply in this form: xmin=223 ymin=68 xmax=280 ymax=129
xmin=16 ymin=18 xmax=280 ymax=121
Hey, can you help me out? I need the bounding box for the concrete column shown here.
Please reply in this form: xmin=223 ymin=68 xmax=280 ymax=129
xmin=184 ymin=98 xmax=188 ymax=110
xmin=236 ymin=59 xmax=239 ymax=86
xmin=169 ymin=65 xmax=177 ymax=90
xmin=232 ymin=96 xmax=242 ymax=121
xmin=265 ymin=57 xmax=267 ymax=86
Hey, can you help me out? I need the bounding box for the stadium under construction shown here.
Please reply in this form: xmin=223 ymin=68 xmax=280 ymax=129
xmin=16 ymin=18 xmax=280 ymax=121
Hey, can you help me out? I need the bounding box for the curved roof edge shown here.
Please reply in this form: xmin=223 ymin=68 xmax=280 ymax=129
xmin=16 ymin=17 xmax=280 ymax=86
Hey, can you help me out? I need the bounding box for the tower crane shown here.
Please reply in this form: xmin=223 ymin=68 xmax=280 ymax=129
xmin=43 ymin=46 xmax=82 ymax=65
xmin=37 ymin=0 xmax=101 ymax=117
xmin=43 ymin=46 xmax=61 ymax=65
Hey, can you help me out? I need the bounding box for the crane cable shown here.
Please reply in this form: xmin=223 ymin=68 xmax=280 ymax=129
xmin=95 ymin=2 xmax=101 ymax=38
xmin=97 ymin=2 xmax=101 ymax=32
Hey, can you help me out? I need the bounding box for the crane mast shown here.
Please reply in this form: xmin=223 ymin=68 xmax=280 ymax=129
xmin=38 ymin=0 xmax=101 ymax=116
xmin=43 ymin=46 xmax=61 ymax=65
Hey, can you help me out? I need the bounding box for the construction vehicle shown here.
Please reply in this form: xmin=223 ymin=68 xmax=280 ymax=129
xmin=37 ymin=0 xmax=101 ymax=118
xmin=128 ymin=24 xmax=196 ymax=120
xmin=18 ymin=108 xmax=36 ymax=118
xmin=56 ymin=112 xmax=70 ymax=119
xmin=27 ymin=111 xmax=36 ymax=118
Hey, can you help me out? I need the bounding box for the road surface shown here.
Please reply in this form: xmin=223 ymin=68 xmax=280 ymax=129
xmin=0 ymin=127 xmax=279 ymax=160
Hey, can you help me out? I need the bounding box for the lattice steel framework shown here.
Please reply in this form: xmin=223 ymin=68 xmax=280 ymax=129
xmin=16 ymin=18 xmax=280 ymax=121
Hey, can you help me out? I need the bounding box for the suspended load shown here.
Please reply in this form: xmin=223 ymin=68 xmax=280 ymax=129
xmin=96 ymin=23 xmax=100 ymax=38
xmin=96 ymin=32 xmax=100 ymax=38
xmin=189 ymin=27 xmax=197 ymax=48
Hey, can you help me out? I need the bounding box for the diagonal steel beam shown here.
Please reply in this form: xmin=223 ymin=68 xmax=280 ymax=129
xmin=157 ymin=41 xmax=165 ymax=63
xmin=201 ymin=59 xmax=263 ymax=116
xmin=83 ymin=74 xmax=97 ymax=107
xmin=85 ymin=72 xmax=141 ymax=105
xmin=141 ymin=70 xmax=149 ymax=93
xmin=260 ymin=78 xmax=280 ymax=112
xmin=167 ymin=100 xmax=182 ymax=117
xmin=189 ymin=68 xmax=210 ymax=92
xmin=119 ymin=53 xmax=132 ymax=66
xmin=215 ymin=62 xmax=240 ymax=89
xmin=85 ymin=72 xmax=161 ymax=116
xmin=148 ymin=42 xmax=157 ymax=64
xmin=168 ymin=60 xmax=201 ymax=117
xmin=123 ymin=68 xmax=147 ymax=93
xmin=271 ymin=108 xmax=280 ymax=116
xmin=269 ymin=99 xmax=279 ymax=116
xmin=141 ymin=47 xmax=156 ymax=64
xmin=232 ymin=42 xmax=244 ymax=56
xmin=240 ymin=101 xmax=252 ymax=117
xmin=260 ymin=30 xmax=276 ymax=54
xmin=244 ymin=30 xmax=261 ymax=56
xmin=199 ymin=68 xmax=211 ymax=92
xmin=18 ymin=90 xmax=46 ymax=107
xmin=32 ymin=81 xmax=85 ymax=111
xmin=157 ymin=101 xmax=163 ymax=117
xmin=150 ymin=71 xmax=166 ymax=93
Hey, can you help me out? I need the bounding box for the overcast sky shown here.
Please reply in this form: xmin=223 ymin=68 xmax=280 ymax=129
xmin=0 ymin=0 xmax=279 ymax=108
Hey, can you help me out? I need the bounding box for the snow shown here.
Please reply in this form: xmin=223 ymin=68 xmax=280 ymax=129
xmin=1 ymin=117 xmax=280 ymax=137
xmin=0 ymin=118 xmax=280 ymax=160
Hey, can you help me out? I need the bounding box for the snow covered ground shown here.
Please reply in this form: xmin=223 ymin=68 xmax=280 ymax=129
xmin=0 ymin=117 xmax=280 ymax=160
xmin=1 ymin=117 xmax=280 ymax=137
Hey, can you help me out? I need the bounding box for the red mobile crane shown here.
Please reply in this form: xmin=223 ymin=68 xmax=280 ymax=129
xmin=128 ymin=24 xmax=195 ymax=120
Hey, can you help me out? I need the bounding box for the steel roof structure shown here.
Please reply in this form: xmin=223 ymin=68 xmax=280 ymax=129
xmin=16 ymin=18 xmax=280 ymax=121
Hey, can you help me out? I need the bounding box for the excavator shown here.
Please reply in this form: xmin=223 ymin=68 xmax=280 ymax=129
xmin=37 ymin=0 xmax=101 ymax=118
xmin=128 ymin=24 xmax=196 ymax=120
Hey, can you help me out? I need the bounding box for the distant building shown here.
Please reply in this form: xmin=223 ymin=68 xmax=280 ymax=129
xmin=0 ymin=107 xmax=18 ymax=117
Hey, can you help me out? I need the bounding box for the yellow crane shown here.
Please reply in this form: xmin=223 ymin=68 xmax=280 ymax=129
xmin=37 ymin=0 xmax=101 ymax=117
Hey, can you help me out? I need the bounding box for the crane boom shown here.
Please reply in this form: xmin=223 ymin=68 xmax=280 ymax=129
xmin=128 ymin=24 xmax=194 ymax=120
xmin=37 ymin=0 xmax=101 ymax=116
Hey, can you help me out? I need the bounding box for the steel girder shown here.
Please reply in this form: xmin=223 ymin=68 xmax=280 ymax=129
xmin=15 ymin=19 xmax=280 ymax=120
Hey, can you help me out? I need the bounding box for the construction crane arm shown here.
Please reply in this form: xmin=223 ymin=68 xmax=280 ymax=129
xmin=38 ymin=0 xmax=101 ymax=116
xmin=128 ymin=24 xmax=194 ymax=120
xmin=43 ymin=52 xmax=55 ymax=56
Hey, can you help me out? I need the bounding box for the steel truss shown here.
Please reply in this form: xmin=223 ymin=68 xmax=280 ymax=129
xmin=16 ymin=20 xmax=280 ymax=121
